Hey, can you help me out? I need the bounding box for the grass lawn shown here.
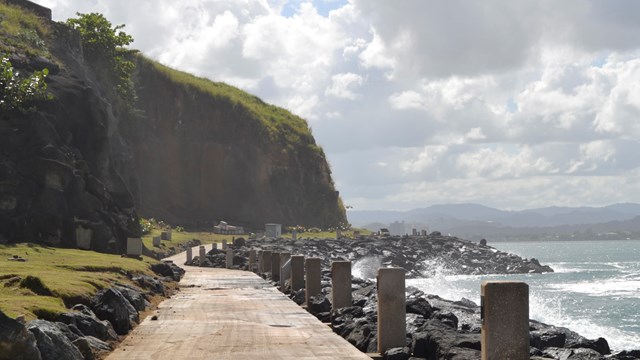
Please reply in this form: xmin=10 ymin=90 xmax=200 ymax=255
xmin=141 ymin=229 xmax=239 ymax=256
xmin=0 ymin=244 xmax=160 ymax=320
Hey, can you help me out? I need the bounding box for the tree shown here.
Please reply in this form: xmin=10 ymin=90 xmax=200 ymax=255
xmin=0 ymin=55 xmax=50 ymax=114
xmin=66 ymin=13 xmax=136 ymax=107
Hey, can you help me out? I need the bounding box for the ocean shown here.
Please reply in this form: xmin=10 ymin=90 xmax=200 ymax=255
xmin=404 ymin=239 xmax=640 ymax=351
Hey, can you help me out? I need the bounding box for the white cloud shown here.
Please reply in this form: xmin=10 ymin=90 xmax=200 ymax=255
xmin=33 ymin=0 xmax=640 ymax=210
xmin=325 ymin=72 xmax=364 ymax=99
xmin=389 ymin=91 xmax=424 ymax=110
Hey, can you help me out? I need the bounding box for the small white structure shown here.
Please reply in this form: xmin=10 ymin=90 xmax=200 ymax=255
xmin=75 ymin=227 xmax=92 ymax=250
xmin=265 ymin=223 xmax=282 ymax=238
xmin=127 ymin=238 xmax=143 ymax=256
xmin=213 ymin=221 xmax=244 ymax=235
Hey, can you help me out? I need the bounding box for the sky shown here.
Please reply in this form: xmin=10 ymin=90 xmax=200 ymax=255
xmin=34 ymin=0 xmax=640 ymax=211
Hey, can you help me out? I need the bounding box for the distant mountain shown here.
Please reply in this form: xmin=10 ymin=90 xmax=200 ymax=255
xmin=348 ymin=203 xmax=640 ymax=235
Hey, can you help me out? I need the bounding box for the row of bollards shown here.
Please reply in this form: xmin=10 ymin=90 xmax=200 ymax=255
xmin=223 ymin=245 xmax=529 ymax=360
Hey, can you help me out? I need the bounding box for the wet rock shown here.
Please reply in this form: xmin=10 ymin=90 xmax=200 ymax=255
xmin=406 ymin=297 xmax=433 ymax=318
xmin=27 ymin=320 xmax=83 ymax=360
xmin=543 ymin=347 xmax=604 ymax=360
xmin=0 ymin=310 xmax=42 ymax=360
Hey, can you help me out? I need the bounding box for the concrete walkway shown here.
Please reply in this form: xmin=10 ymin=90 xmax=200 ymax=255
xmin=106 ymin=246 xmax=371 ymax=359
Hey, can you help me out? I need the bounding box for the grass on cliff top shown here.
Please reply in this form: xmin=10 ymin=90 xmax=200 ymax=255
xmin=0 ymin=1 xmax=50 ymax=56
xmin=141 ymin=229 xmax=237 ymax=257
xmin=0 ymin=244 xmax=159 ymax=320
xmin=140 ymin=56 xmax=324 ymax=155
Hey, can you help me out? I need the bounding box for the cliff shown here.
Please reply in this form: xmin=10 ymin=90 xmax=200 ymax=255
xmin=124 ymin=58 xmax=345 ymax=228
xmin=0 ymin=2 xmax=346 ymax=251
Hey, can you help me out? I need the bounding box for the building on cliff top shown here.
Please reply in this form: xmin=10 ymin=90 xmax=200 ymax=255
xmin=213 ymin=221 xmax=244 ymax=235
xmin=265 ymin=223 xmax=282 ymax=238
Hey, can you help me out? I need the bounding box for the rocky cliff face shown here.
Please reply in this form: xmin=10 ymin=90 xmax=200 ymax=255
xmin=0 ymin=6 xmax=345 ymax=250
xmin=123 ymin=59 xmax=345 ymax=229
xmin=1 ymin=22 xmax=140 ymax=252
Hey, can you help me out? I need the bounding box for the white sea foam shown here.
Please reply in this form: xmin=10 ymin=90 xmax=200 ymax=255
xmin=548 ymin=279 xmax=640 ymax=297
xmin=528 ymin=289 xmax=640 ymax=351
xmin=352 ymin=256 xmax=381 ymax=280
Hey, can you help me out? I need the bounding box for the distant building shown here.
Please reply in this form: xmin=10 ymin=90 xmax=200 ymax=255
xmin=213 ymin=221 xmax=244 ymax=235
xmin=265 ymin=223 xmax=282 ymax=238
xmin=389 ymin=221 xmax=406 ymax=236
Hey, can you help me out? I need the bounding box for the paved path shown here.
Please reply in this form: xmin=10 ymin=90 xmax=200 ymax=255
xmin=106 ymin=246 xmax=371 ymax=360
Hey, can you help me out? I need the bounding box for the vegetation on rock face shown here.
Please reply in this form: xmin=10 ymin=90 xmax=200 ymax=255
xmin=0 ymin=1 xmax=50 ymax=56
xmin=0 ymin=55 xmax=50 ymax=113
xmin=66 ymin=12 xmax=136 ymax=106
xmin=141 ymin=57 xmax=323 ymax=154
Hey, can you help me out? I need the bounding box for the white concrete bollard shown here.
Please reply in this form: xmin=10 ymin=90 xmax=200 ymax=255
xmin=262 ymin=250 xmax=272 ymax=274
xmin=292 ymin=229 xmax=297 ymax=241
xmin=226 ymin=249 xmax=234 ymax=268
xmin=331 ymin=261 xmax=352 ymax=310
xmin=481 ymin=281 xmax=529 ymax=360
xmin=291 ymin=255 xmax=305 ymax=292
xmin=186 ymin=247 xmax=193 ymax=263
xmin=377 ymin=267 xmax=406 ymax=353
xmin=249 ymin=250 xmax=257 ymax=272
xmin=222 ymin=240 xmax=227 ymax=250
xmin=279 ymin=252 xmax=291 ymax=289
xmin=271 ymin=252 xmax=281 ymax=281
xmin=305 ymin=258 xmax=322 ymax=304
xmin=212 ymin=242 xmax=218 ymax=250
xmin=336 ymin=229 xmax=341 ymax=239
xmin=199 ymin=246 xmax=206 ymax=266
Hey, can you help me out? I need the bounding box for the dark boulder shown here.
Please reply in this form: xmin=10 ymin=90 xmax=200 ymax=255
xmin=446 ymin=347 xmax=481 ymax=359
xmin=530 ymin=328 xmax=567 ymax=348
xmin=91 ymin=288 xmax=137 ymax=335
xmin=132 ymin=275 xmax=165 ymax=295
xmin=543 ymin=347 xmax=604 ymax=360
xmin=0 ymin=310 xmax=42 ymax=360
xmin=412 ymin=320 xmax=480 ymax=360
xmin=406 ymin=297 xmax=433 ymax=318
xmin=57 ymin=305 xmax=117 ymax=341
xmin=307 ymin=295 xmax=331 ymax=315
xmin=384 ymin=346 xmax=411 ymax=360
xmin=72 ymin=336 xmax=111 ymax=360
xmin=432 ymin=310 xmax=458 ymax=329
xmin=115 ymin=286 xmax=148 ymax=312
xmin=27 ymin=320 xmax=83 ymax=360
xmin=568 ymin=337 xmax=610 ymax=355
xmin=151 ymin=262 xmax=173 ymax=276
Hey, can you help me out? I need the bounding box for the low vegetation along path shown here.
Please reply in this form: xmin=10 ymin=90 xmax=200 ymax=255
xmin=105 ymin=246 xmax=370 ymax=360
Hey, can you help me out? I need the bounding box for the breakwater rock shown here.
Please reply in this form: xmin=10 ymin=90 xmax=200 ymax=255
xmin=190 ymin=233 xmax=554 ymax=277
xmin=303 ymin=281 xmax=631 ymax=360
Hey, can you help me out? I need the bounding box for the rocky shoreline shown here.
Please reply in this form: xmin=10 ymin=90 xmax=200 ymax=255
xmin=192 ymin=232 xmax=554 ymax=277
xmin=0 ymin=262 xmax=184 ymax=360
xmin=194 ymin=234 xmax=639 ymax=360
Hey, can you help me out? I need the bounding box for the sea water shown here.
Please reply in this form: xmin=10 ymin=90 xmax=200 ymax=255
xmin=401 ymin=239 xmax=640 ymax=351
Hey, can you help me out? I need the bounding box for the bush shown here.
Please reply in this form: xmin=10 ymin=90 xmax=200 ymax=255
xmin=66 ymin=13 xmax=136 ymax=107
xmin=0 ymin=55 xmax=50 ymax=113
